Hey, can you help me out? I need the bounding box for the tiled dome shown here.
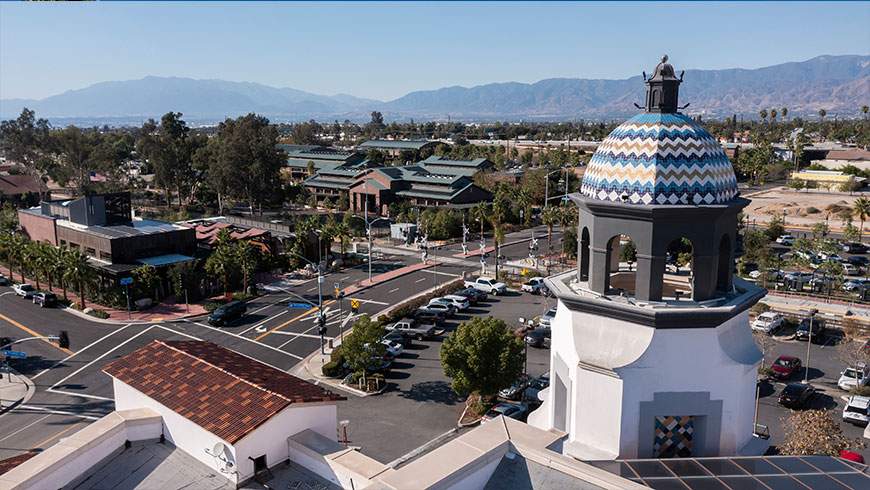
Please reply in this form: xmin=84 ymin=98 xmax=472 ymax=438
xmin=580 ymin=113 xmax=738 ymax=205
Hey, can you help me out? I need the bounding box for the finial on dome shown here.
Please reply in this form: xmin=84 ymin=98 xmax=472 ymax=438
xmin=645 ymin=56 xmax=682 ymax=114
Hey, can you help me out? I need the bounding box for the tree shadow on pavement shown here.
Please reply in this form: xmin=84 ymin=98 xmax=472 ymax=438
xmin=398 ymin=380 xmax=461 ymax=405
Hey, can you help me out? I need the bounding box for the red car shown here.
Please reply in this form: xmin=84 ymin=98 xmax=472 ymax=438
xmin=771 ymin=355 xmax=802 ymax=380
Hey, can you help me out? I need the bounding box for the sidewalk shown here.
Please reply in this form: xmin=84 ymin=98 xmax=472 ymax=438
xmin=0 ymin=370 xmax=34 ymax=413
xmin=0 ymin=264 xmax=207 ymax=324
xmin=760 ymin=292 xmax=870 ymax=319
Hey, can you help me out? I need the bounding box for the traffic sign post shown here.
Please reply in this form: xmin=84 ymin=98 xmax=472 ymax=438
xmin=288 ymin=302 xmax=311 ymax=309
xmin=120 ymin=277 xmax=133 ymax=320
xmin=3 ymin=351 xmax=27 ymax=359
xmin=350 ymin=298 xmax=360 ymax=313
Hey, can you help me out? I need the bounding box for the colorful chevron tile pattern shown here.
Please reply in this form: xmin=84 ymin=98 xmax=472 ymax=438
xmin=580 ymin=113 xmax=738 ymax=205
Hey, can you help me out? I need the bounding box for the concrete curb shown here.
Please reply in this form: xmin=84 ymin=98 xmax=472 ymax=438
xmin=341 ymin=262 xmax=443 ymax=297
xmin=0 ymin=370 xmax=36 ymax=414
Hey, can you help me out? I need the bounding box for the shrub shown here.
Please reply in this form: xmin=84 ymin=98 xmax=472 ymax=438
xmin=750 ymin=303 xmax=771 ymax=315
xmin=850 ymin=385 xmax=870 ymax=397
xmin=204 ymin=300 xmax=227 ymax=312
xmin=379 ymin=280 xmax=463 ymax=323
xmin=322 ymin=360 xmax=344 ymax=378
xmin=88 ymin=309 xmax=110 ymax=319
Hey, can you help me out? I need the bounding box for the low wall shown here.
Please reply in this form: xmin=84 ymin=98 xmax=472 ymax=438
xmin=0 ymin=408 xmax=162 ymax=490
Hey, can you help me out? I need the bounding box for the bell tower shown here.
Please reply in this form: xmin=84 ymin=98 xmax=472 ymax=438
xmin=530 ymin=57 xmax=768 ymax=461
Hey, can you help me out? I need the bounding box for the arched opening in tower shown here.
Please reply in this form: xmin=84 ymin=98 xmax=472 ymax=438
xmin=605 ymin=234 xmax=637 ymax=296
xmin=579 ymin=226 xmax=590 ymax=281
xmin=665 ymin=237 xmax=695 ymax=300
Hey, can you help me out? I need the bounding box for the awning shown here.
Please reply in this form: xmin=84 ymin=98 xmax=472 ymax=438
xmin=137 ymin=254 xmax=195 ymax=267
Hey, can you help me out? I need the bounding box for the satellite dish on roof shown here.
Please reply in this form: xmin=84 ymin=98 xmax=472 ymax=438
xmin=205 ymin=441 xmax=237 ymax=474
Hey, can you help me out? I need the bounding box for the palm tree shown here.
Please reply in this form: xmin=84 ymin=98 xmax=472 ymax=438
xmin=862 ymin=105 xmax=869 ymax=120
xmin=63 ymin=248 xmax=95 ymax=309
xmin=0 ymin=233 xmax=13 ymax=280
xmin=205 ymin=229 xmax=236 ymax=295
xmin=45 ymin=245 xmax=65 ymax=293
xmin=333 ymin=220 xmax=351 ymax=256
xmin=542 ymin=205 xmax=560 ymax=254
xmin=28 ymin=241 xmax=48 ymax=291
xmin=818 ymin=108 xmax=827 ymax=121
xmin=759 ymin=109 xmax=768 ymax=123
xmin=770 ymin=108 xmax=777 ymax=124
xmin=853 ymin=197 xmax=870 ymax=241
xmin=781 ymin=107 xmax=788 ymax=121
xmin=235 ymin=240 xmax=259 ymax=293
xmin=20 ymin=241 xmax=38 ymax=289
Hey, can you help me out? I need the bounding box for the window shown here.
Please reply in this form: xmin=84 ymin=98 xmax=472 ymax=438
xmin=85 ymin=247 xmax=96 ymax=257
xmin=99 ymin=251 xmax=112 ymax=261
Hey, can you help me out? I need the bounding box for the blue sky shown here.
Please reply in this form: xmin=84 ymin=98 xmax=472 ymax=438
xmin=1 ymin=2 xmax=868 ymax=101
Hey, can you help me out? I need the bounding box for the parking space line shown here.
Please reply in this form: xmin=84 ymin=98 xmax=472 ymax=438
xmin=415 ymin=278 xmax=427 ymax=283
xmin=18 ymin=405 xmax=100 ymax=421
xmin=33 ymin=323 xmax=135 ymax=380
xmin=422 ymin=270 xmax=461 ymax=277
xmin=46 ymin=390 xmax=114 ymax=402
xmin=388 ymin=287 xmax=400 ymax=293
xmin=0 ymin=312 xmax=74 ymax=355
xmin=277 ymin=333 xmax=333 ymax=349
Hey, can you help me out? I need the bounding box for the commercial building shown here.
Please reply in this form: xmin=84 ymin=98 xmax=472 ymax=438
xmin=279 ymin=144 xmax=366 ymax=181
xmin=357 ymin=139 xmax=438 ymax=160
xmin=348 ymin=165 xmax=493 ymax=215
xmin=17 ymin=192 xmax=196 ymax=276
xmin=415 ymin=155 xmax=494 ymax=177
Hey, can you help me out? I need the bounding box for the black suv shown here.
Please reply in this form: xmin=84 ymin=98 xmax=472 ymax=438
xmin=413 ymin=308 xmax=445 ymax=326
xmin=32 ymin=292 xmax=57 ymax=308
xmin=208 ymin=300 xmax=247 ymax=326
xmin=795 ymin=317 xmax=826 ymax=343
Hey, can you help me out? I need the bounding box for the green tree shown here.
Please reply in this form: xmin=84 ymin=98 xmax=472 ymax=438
xmin=818 ymin=108 xmax=827 ymax=121
xmin=23 ymin=241 xmax=41 ymax=290
xmin=853 ymin=197 xmax=870 ymax=240
xmin=843 ymin=218 xmax=861 ymax=244
xmin=788 ymin=179 xmax=806 ymax=192
xmin=63 ymin=248 xmax=96 ymax=309
xmin=620 ymin=240 xmax=637 ymax=271
xmin=132 ymin=264 xmax=159 ymax=300
xmin=168 ymin=260 xmax=199 ymax=300
xmin=440 ymin=317 xmax=525 ymax=398
xmin=53 ymin=126 xmax=106 ymax=195
xmin=235 ymin=240 xmax=260 ymax=293
xmin=0 ymin=108 xmax=55 ymax=201
xmin=764 ymin=214 xmax=785 ymax=242
xmin=136 ymin=113 xmax=205 ymax=207
xmin=341 ymin=315 xmax=386 ymax=381
xmin=541 ymin=205 xmax=560 ymax=253
xmin=205 ymin=230 xmax=238 ymax=294
xmin=759 ymin=109 xmax=767 ymax=123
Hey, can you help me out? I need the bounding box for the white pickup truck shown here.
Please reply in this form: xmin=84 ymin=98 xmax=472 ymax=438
xmin=386 ymin=319 xmax=437 ymax=340
xmin=464 ymin=277 xmax=507 ymax=296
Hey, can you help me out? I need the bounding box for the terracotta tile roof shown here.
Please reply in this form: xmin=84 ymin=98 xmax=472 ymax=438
xmin=102 ymin=340 xmax=344 ymax=444
xmin=0 ymin=175 xmax=42 ymax=196
xmin=0 ymin=452 xmax=37 ymax=476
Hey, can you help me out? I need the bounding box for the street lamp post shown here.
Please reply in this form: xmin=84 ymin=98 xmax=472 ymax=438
xmin=543 ymin=167 xmax=564 ymax=209
xmin=804 ymin=308 xmax=819 ymax=384
xmin=287 ymin=250 xmax=325 ymax=352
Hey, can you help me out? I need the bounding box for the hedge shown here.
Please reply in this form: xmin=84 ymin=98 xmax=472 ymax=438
xmin=377 ymin=280 xmax=464 ymax=324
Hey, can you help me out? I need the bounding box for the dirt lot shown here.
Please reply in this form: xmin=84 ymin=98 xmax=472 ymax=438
xmin=744 ymin=186 xmax=869 ymax=231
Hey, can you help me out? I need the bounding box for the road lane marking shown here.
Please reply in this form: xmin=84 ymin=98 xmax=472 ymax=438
xmin=348 ymin=298 xmax=389 ymax=306
xmin=277 ymin=332 xmax=334 ymax=349
xmin=0 ymin=414 xmax=53 ymax=442
xmin=415 ymin=278 xmax=427 ymax=283
xmin=18 ymin=405 xmax=100 ymax=421
xmin=189 ymin=320 xmax=304 ymax=360
xmin=388 ymin=287 xmax=400 ymax=294
xmin=238 ymin=309 xmax=290 ymax=336
xmin=306 ymin=287 xmax=317 ymax=292
xmin=422 ymin=270 xmax=461 ymax=277
xmin=0 ymin=312 xmax=74 ymax=355
xmin=32 ymin=421 xmax=88 ymax=448
xmin=254 ymin=300 xmax=335 ymax=341
xmin=33 ymin=323 xmax=135 ymax=380
xmin=48 ymin=325 xmax=200 ymax=393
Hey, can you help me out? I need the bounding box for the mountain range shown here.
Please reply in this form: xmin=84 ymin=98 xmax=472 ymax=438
xmin=1 ymin=55 xmax=868 ymax=124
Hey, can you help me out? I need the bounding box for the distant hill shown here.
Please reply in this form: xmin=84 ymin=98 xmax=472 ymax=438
xmin=1 ymin=55 xmax=867 ymax=124
xmin=383 ymin=55 xmax=870 ymax=120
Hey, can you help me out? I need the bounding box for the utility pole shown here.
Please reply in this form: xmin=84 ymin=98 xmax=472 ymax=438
xmin=803 ymin=309 xmax=818 ymax=384
xmin=365 ymin=180 xmax=372 ymax=283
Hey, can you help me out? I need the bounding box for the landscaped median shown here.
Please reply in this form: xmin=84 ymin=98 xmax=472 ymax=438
xmin=298 ymin=277 xmax=464 ymax=397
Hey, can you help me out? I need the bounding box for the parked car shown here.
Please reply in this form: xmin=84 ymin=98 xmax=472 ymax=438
xmin=842 ymin=242 xmax=868 ymax=254
xmin=482 ymin=402 xmax=528 ymax=423
xmin=0 ymin=274 xmax=9 ymax=286
xmin=843 ymin=278 xmax=870 ymax=293
xmin=207 ymin=300 xmax=247 ymax=326
xmin=524 ymin=373 xmax=550 ymax=403
xmin=32 ymin=292 xmax=57 ymax=308
xmin=778 ymin=383 xmax=816 ymax=409
xmin=842 ymin=263 xmax=861 ymax=276
xmin=524 ymin=327 xmax=551 ymax=348
xmin=454 ymin=287 xmax=487 ymax=304
xmin=387 ymin=318 xmax=437 ymax=340
xmin=499 ymin=375 xmax=531 ymax=400
xmin=412 ymin=309 xmax=445 ymax=327
xmin=464 ymin=276 xmax=507 ymax=296
xmin=848 ymin=255 xmax=870 ymax=267
xmin=538 ymin=307 xmax=557 ymax=327
xmin=783 ymin=271 xmax=813 ymax=289
xmin=382 ymin=331 xmax=413 ymax=348
xmin=749 ymin=268 xmax=784 ymax=282
xmin=770 ymin=355 xmax=802 ymax=380
xmin=380 ymin=339 xmax=404 ymax=358
xmin=751 ymin=312 xmax=785 ymax=334
xmin=421 ymin=301 xmax=455 ymax=318
xmin=794 ymin=317 xmax=826 ymax=343
xmin=521 ymin=277 xmax=548 ymax=295
xmin=842 ymin=396 xmax=870 ymax=426
xmin=439 ymin=295 xmax=470 ymax=311
xmin=12 ymin=283 xmax=35 ymax=298
xmin=775 ymin=234 xmax=795 ymax=246
xmin=838 ymin=363 xmax=870 ymax=391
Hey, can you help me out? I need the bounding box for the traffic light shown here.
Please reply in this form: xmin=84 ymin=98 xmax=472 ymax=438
xmin=317 ymin=315 xmax=327 ymax=336
xmin=58 ymin=331 xmax=70 ymax=349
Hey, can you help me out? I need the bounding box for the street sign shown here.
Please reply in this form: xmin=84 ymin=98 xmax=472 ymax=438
xmin=119 ymin=277 xmax=133 ymax=286
xmin=3 ymin=350 xmax=27 ymax=359
xmin=350 ymin=298 xmax=360 ymax=313
xmin=288 ymin=302 xmax=311 ymax=309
